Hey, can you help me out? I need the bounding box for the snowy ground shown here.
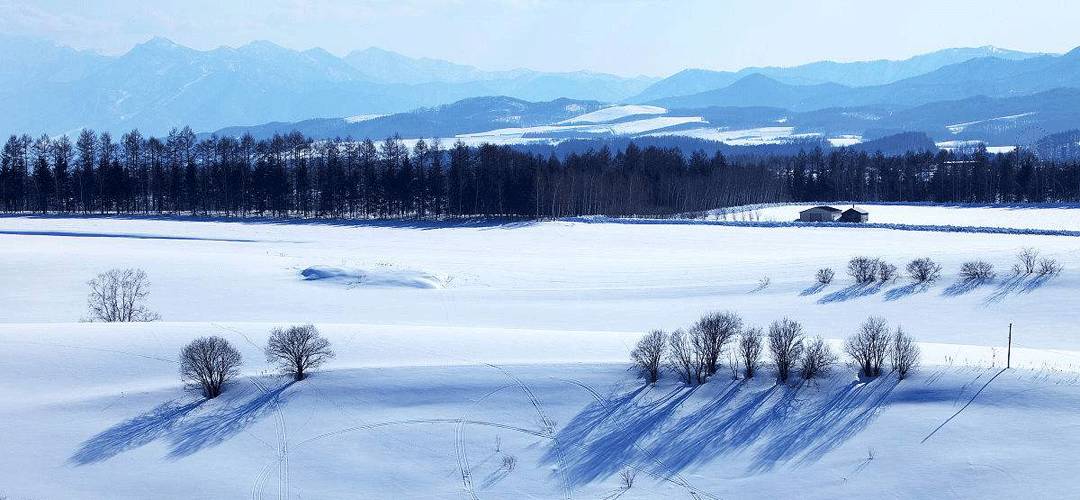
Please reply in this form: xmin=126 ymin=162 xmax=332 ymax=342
xmin=2 ymin=209 xmax=1080 ymax=498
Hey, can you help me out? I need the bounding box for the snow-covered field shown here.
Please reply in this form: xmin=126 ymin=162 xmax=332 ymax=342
xmin=2 ymin=209 xmax=1080 ymax=498
xmin=400 ymin=106 xmax=858 ymax=148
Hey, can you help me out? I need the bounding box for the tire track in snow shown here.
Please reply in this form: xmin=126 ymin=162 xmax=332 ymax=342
xmin=485 ymin=363 xmax=573 ymax=500
xmin=213 ymin=325 xmax=292 ymax=500
xmin=248 ymin=376 xmax=290 ymax=500
xmin=250 ymin=458 xmax=277 ymax=500
xmin=454 ymin=384 xmax=515 ymax=500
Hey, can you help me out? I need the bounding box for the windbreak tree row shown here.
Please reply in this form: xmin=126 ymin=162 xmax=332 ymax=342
xmin=2 ymin=129 xmax=1079 ymax=219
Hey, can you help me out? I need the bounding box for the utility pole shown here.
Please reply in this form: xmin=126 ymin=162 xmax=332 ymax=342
xmin=1007 ymin=323 xmax=1013 ymax=369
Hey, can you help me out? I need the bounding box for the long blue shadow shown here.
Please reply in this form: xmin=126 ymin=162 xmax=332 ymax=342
xmin=818 ymin=283 xmax=882 ymax=303
xmin=168 ymin=381 xmax=294 ymax=458
xmin=70 ymin=399 xmax=205 ymax=465
xmin=546 ymin=385 xmax=695 ymax=486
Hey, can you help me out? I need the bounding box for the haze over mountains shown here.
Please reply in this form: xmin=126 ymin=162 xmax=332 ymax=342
xmin=5 ymin=34 xmax=1080 ymax=155
xmin=0 ymin=34 xmax=655 ymax=135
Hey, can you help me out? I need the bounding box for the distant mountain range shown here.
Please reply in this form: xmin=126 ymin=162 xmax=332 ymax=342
xmin=0 ymin=35 xmax=655 ymax=135
xmin=632 ymin=46 xmax=1044 ymax=102
xmin=7 ymin=34 xmax=1080 ymax=157
xmin=649 ymin=49 xmax=1080 ymax=112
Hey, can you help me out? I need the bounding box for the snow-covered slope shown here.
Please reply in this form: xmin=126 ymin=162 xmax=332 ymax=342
xmin=557 ymin=104 xmax=668 ymax=124
xmin=2 ymin=209 xmax=1080 ymax=498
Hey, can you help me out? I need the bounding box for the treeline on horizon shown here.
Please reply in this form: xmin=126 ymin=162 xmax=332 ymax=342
xmin=1 ymin=127 xmax=1079 ymax=219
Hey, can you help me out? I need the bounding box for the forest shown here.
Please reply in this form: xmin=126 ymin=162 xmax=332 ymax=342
xmin=1 ymin=128 xmax=1079 ymax=219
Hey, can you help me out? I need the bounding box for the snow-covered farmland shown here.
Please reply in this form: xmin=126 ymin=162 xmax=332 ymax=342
xmin=2 ymin=209 xmax=1080 ymax=498
xmin=557 ymin=104 xmax=668 ymax=124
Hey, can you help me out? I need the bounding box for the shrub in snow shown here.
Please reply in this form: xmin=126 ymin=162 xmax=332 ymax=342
xmin=631 ymin=329 xmax=667 ymax=384
xmin=180 ymin=336 xmax=242 ymax=399
xmin=845 ymin=317 xmax=890 ymax=378
xmin=799 ymin=336 xmax=836 ymax=380
xmin=501 ymin=455 xmax=517 ymax=472
xmin=878 ymin=262 xmax=899 ymax=283
xmin=768 ymin=318 xmax=804 ymax=383
xmin=739 ymin=327 xmax=764 ymax=378
xmin=959 ymin=261 xmax=995 ymax=281
xmin=265 ymin=324 xmax=335 ymax=381
xmin=691 ymin=311 xmax=742 ymax=377
xmin=848 ymin=257 xmax=880 ymax=284
xmin=86 ymin=268 xmax=160 ymax=322
xmin=906 ymin=258 xmax=942 ymax=283
xmin=620 ymin=468 xmax=637 ymax=489
xmin=1037 ymin=258 xmax=1062 ymax=276
xmin=667 ymin=329 xmax=697 ymax=385
xmin=815 ymin=267 xmax=835 ymax=285
xmin=890 ymin=327 xmax=920 ymax=380
xmin=1016 ymin=247 xmax=1040 ymax=274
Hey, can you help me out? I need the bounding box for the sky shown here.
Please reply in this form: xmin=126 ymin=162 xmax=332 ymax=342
xmin=3 ymin=0 xmax=1080 ymax=77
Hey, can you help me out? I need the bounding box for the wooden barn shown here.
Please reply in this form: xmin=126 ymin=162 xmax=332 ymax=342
xmin=840 ymin=207 xmax=869 ymax=223
xmin=799 ymin=206 xmax=843 ymax=222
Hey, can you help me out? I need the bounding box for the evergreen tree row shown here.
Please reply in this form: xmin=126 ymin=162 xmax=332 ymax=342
xmin=1 ymin=128 xmax=1079 ymax=218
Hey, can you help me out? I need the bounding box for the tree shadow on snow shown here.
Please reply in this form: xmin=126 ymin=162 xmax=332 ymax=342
xmin=800 ymin=283 xmax=826 ymax=296
xmin=749 ymin=377 xmax=898 ymax=472
xmin=544 ymin=385 xmax=691 ymax=486
xmin=70 ymin=399 xmax=206 ymax=465
xmin=984 ymin=273 xmax=1057 ymax=304
xmin=168 ymin=381 xmax=294 ymax=459
xmin=883 ymin=282 xmax=930 ymax=301
xmin=647 ymin=381 xmax=797 ymax=473
xmin=550 ymin=375 xmax=900 ymax=483
xmin=817 ymin=283 xmax=882 ymax=304
xmin=69 ymin=379 xmax=294 ymax=464
xmin=942 ymin=277 xmax=991 ymax=297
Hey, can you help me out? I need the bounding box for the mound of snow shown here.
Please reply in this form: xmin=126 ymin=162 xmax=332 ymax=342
xmin=300 ymin=265 xmax=447 ymax=289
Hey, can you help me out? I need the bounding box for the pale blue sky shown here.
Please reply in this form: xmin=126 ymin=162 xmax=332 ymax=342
xmin=3 ymin=0 xmax=1079 ymax=77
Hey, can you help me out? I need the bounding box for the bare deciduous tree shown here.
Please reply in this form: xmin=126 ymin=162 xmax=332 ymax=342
xmin=691 ymin=311 xmax=742 ymax=377
xmin=890 ymin=326 xmax=920 ymax=380
xmin=631 ymin=329 xmax=667 ymax=384
xmin=739 ymin=327 xmax=764 ymax=378
xmin=86 ymin=268 xmax=160 ymax=322
xmin=1037 ymin=257 xmax=1062 ymax=276
xmin=878 ymin=262 xmax=898 ymax=283
xmin=619 ymin=468 xmax=637 ymax=489
xmin=848 ymin=257 xmax=880 ymax=284
xmin=667 ymin=329 xmax=696 ymax=385
xmin=816 ymin=267 xmax=835 ymax=285
xmin=265 ymin=324 xmax=335 ymax=381
xmin=799 ymin=336 xmax=836 ymax=380
xmin=845 ymin=317 xmax=891 ymax=377
xmin=1016 ymin=247 xmax=1040 ymax=274
xmin=768 ymin=318 xmax=804 ymax=383
xmin=906 ymin=258 xmax=942 ymax=283
xmin=180 ymin=336 xmax=242 ymax=399
xmin=959 ymin=261 xmax=995 ymax=281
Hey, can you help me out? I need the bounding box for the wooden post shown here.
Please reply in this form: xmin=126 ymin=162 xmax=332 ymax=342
xmin=1007 ymin=323 xmax=1013 ymax=369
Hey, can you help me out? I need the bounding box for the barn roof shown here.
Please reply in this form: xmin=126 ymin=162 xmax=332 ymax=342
xmin=800 ymin=206 xmax=842 ymax=213
xmin=844 ymin=207 xmax=869 ymax=214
